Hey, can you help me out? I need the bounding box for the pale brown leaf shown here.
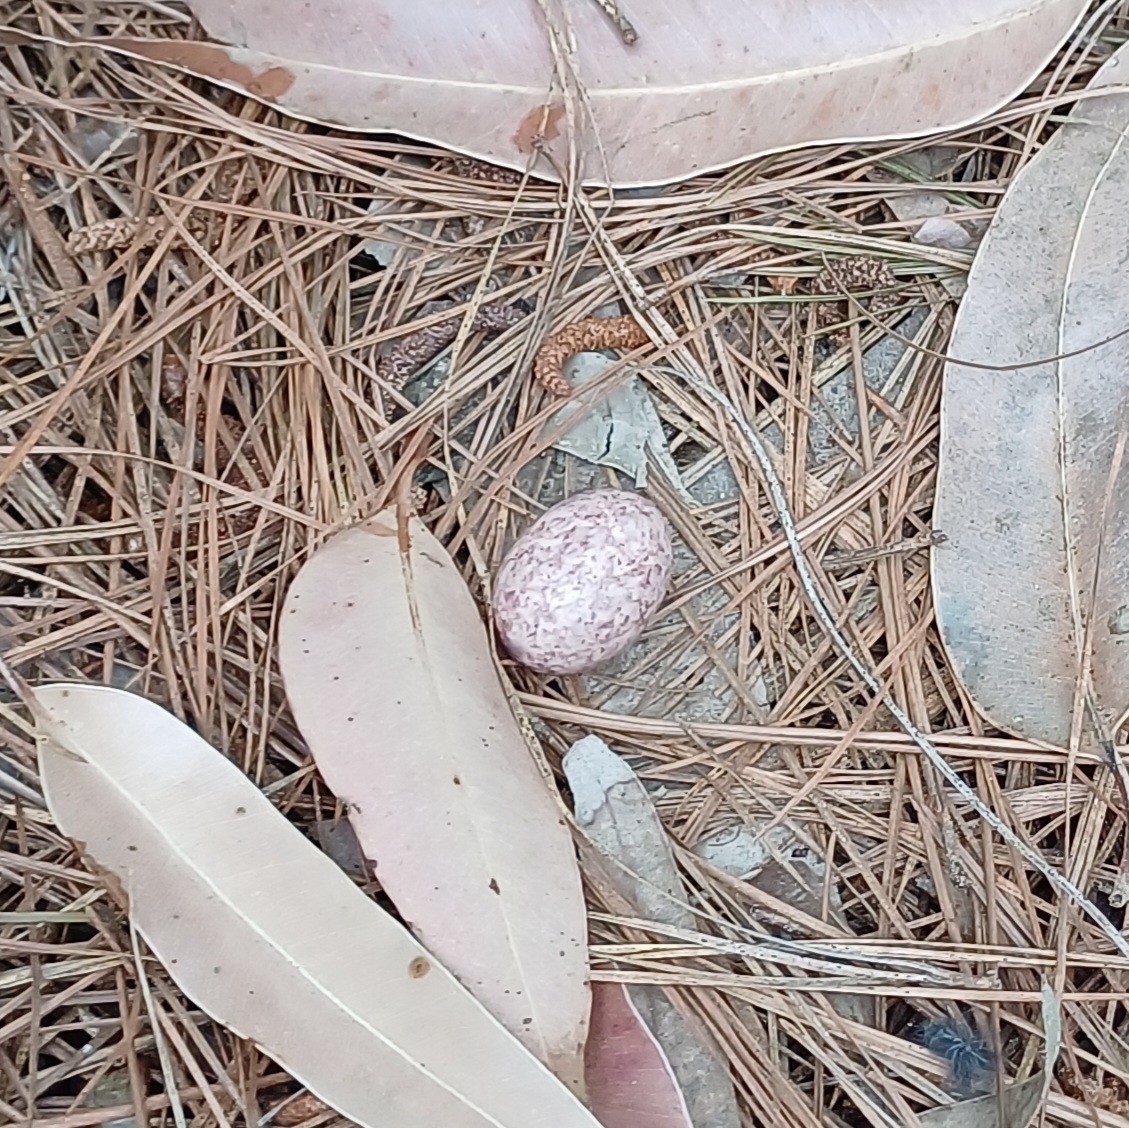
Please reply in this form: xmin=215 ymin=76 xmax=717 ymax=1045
xmin=92 ymin=0 xmax=1086 ymax=186
xmin=34 ymin=683 xmax=601 ymax=1128
xmin=934 ymin=43 xmax=1129 ymax=748
xmin=278 ymin=511 xmax=590 ymax=1094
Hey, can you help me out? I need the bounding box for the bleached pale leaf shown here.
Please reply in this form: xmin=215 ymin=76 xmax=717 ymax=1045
xmin=34 ymin=684 xmax=601 ymax=1128
xmin=564 ymin=735 xmax=738 ymax=1128
xmin=278 ymin=511 xmax=589 ymax=1094
xmin=584 ymin=982 xmax=693 ymax=1128
xmin=918 ymin=1075 xmax=1043 ymax=1128
xmin=693 ymin=822 xmax=845 ymax=928
xmin=92 ymin=0 xmax=1085 ymax=186
xmin=565 ymin=735 xmax=693 ymax=930
xmin=546 ymin=352 xmax=686 ymax=496
xmin=913 ymin=217 xmax=972 ymax=250
xmin=934 ymin=43 xmax=1129 ymax=748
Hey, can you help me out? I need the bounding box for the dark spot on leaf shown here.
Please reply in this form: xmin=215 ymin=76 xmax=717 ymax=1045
xmin=513 ymin=101 xmax=565 ymax=153
xmin=408 ymin=957 xmax=430 ymax=979
xmin=489 ymin=878 xmax=500 ymax=894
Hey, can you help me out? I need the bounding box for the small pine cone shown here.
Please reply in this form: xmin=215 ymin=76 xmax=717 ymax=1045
xmin=810 ymin=256 xmax=899 ymax=337
xmin=160 ymin=358 xmax=188 ymax=412
xmin=447 ymin=156 xmax=522 ymax=185
xmin=68 ymin=216 xmax=162 ymax=254
xmin=471 ymin=303 xmax=528 ymax=332
xmin=532 ymin=315 xmax=649 ymax=395
xmin=810 ymin=255 xmax=896 ymax=299
xmin=376 ymin=301 xmax=526 ymax=389
xmin=273 ymin=1092 xmax=333 ymax=1126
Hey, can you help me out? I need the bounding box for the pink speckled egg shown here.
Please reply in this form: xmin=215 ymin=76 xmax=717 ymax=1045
xmin=493 ymin=490 xmax=673 ymax=675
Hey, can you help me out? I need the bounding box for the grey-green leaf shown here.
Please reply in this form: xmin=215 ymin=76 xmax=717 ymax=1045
xmin=934 ymin=43 xmax=1129 ymax=748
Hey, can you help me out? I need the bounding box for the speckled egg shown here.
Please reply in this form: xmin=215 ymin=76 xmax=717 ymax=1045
xmin=493 ymin=490 xmax=673 ymax=674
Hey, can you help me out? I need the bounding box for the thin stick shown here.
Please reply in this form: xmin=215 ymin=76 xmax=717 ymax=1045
xmin=129 ymin=927 xmax=188 ymax=1128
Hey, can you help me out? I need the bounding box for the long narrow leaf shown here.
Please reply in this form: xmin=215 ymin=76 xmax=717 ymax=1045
xmin=90 ymin=0 xmax=1086 ymax=186
xmin=934 ymin=41 xmax=1129 ymax=747
xmin=35 ymin=683 xmax=600 ymax=1128
xmin=279 ymin=510 xmax=590 ymax=1092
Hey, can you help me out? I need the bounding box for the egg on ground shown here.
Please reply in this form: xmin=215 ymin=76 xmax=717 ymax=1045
xmin=493 ymin=490 xmax=674 ymax=675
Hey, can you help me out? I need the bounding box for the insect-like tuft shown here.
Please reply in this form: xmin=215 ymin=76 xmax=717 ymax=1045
xmin=918 ymin=1017 xmax=995 ymax=1097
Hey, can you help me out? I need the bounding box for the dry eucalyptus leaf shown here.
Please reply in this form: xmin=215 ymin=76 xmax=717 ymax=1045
xmin=278 ymin=512 xmax=590 ymax=1094
xmin=918 ymin=1077 xmax=1042 ymax=1128
xmin=96 ymin=0 xmax=1086 ymax=186
xmin=934 ymin=41 xmax=1129 ymax=748
xmin=913 ymin=217 xmax=973 ymax=250
xmin=584 ymin=982 xmax=693 ymax=1128
xmin=870 ymin=146 xmax=965 ymax=224
xmin=564 ymin=735 xmax=740 ymax=1128
xmin=313 ymin=818 xmax=369 ymax=879
xmin=546 ymin=352 xmax=687 ymax=496
xmin=34 ymin=684 xmax=601 ymax=1128
xmin=565 ymin=735 xmax=693 ymax=929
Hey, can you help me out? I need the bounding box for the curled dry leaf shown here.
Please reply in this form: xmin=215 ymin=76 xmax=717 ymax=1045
xmin=96 ymin=1 xmax=1086 ymax=186
xmin=544 ymin=351 xmax=688 ymax=494
xmin=565 ymin=735 xmax=740 ymax=1128
xmin=565 ymin=735 xmax=694 ymax=929
xmin=933 ymin=42 xmax=1129 ymax=748
xmin=34 ymin=684 xmax=601 ymax=1128
xmin=278 ymin=510 xmax=590 ymax=1094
